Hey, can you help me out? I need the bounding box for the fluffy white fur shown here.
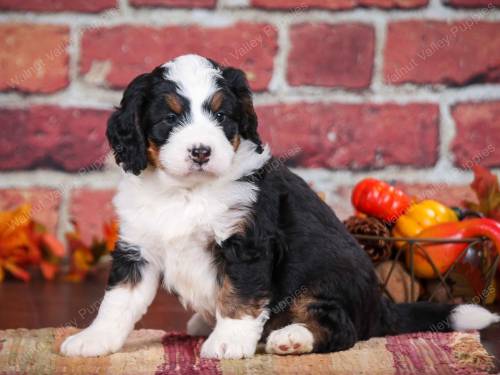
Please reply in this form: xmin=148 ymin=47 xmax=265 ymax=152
xmin=200 ymin=310 xmax=269 ymax=359
xmin=162 ymin=54 xmax=220 ymax=108
xmin=450 ymin=304 xmax=500 ymax=331
xmin=159 ymin=121 xmax=235 ymax=177
xmin=265 ymin=323 xmax=314 ymax=355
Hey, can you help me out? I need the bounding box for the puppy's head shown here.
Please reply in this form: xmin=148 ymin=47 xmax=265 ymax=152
xmin=106 ymin=54 xmax=262 ymax=179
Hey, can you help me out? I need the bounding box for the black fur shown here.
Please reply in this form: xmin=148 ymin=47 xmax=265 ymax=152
xmin=107 ymin=240 xmax=147 ymax=289
xmin=106 ymin=72 xmax=151 ymax=175
xmin=217 ymin=159 xmax=459 ymax=352
xmin=221 ymin=67 xmax=262 ymax=153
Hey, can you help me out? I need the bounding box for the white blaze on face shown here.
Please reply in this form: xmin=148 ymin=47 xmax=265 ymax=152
xmin=159 ymin=55 xmax=235 ymax=178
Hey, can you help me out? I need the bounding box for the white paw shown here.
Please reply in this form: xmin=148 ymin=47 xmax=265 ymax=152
xmin=200 ymin=311 xmax=267 ymax=359
xmin=187 ymin=313 xmax=213 ymax=336
xmin=60 ymin=327 xmax=125 ymax=357
xmin=265 ymin=324 xmax=314 ymax=355
xmin=201 ymin=330 xmax=258 ymax=359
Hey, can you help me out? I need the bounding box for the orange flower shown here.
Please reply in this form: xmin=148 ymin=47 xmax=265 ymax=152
xmin=0 ymin=204 xmax=35 ymax=282
xmin=65 ymin=220 xmax=118 ymax=282
xmin=0 ymin=204 xmax=65 ymax=282
xmin=103 ymin=220 xmax=119 ymax=252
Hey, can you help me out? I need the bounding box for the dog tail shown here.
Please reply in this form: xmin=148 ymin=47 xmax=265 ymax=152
xmin=379 ymin=299 xmax=500 ymax=335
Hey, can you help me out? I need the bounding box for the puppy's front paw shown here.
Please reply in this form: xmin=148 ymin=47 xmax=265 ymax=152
xmin=60 ymin=327 xmax=124 ymax=357
xmin=200 ymin=330 xmax=257 ymax=359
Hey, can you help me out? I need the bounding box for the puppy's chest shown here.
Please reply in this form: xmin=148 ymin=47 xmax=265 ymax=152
xmin=116 ymin=179 xmax=257 ymax=314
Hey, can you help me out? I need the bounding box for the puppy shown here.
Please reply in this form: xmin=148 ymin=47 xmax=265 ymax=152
xmin=61 ymin=54 xmax=499 ymax=359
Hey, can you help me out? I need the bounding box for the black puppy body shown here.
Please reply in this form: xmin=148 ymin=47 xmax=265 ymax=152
xmin=220 ymin=160 xmax=459 ymax=353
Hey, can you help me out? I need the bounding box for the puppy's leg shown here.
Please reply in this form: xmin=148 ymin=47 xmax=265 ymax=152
xmin=61 ymin=242 xmax=159 ymax=357
xmin=200 ymin=277 xmax=269 ymax=359
xmin=266 ymin=297 xmax=357 ymax=355
xmin=187 ymin=312 xmax=213 ymax=336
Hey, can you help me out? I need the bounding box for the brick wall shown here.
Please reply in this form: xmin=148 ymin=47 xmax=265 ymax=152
xmin=0 ymin=0 xmax=499 ymax=243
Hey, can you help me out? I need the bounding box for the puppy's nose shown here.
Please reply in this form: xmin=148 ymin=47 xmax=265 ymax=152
xmin=190 ymin=145 xmax=211 ymax=164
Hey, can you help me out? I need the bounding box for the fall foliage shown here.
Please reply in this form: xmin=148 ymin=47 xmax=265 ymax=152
xmin=0 ymin=204 xmax=65 ymax=282
xmin=465 ymin=166 xmax=500 ymax=221
xmin=0 ymin=203 xmax=117 ymax=282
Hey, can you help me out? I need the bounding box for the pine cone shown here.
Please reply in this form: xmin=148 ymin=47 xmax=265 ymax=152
xmin=344 ymin=216 xmax=392 ymax=263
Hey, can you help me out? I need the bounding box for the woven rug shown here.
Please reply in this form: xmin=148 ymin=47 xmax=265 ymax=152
xmin=0 ymin=328 xmax=496 ymax=374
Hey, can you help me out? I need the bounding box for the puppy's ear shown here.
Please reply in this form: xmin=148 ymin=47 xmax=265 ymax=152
xmin=222 ymin=67 xmax=263 ymax=153
xmin=106 ymin=73 xmax=150 ymax=175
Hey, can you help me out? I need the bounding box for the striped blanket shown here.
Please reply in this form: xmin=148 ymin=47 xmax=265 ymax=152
xmin=0 ymin=328 xmax=496 ymax=374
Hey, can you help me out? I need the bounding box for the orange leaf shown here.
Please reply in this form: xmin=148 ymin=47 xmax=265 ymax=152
xmin=41 ymin=233 xmax=65 ymax=257
xmin=40 ymin=261 xmax=58 ymax=280
xmin=0 ymin=204 xmax=31 ymax=238
xmin=103 ymin=221 xmax=119 ymax=252
xmin=3 ymin=260 xmax=30 ymax=282
xmin=73 ymin=248 xmax=93 ymax=271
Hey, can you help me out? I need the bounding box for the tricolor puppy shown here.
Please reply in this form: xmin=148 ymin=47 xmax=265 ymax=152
xmin=61 ymin=54 xmax=499 ymax=359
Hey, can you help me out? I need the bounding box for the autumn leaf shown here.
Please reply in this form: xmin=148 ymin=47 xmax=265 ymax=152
xmin=40 ymin=233 xmax=65 ymax=258
xmin=465 ymin=166 xmax=500 ymax=221
xmin=40 ymin=261 xmax=58 ymax=280
xmin=2 ymin=259 xmax=30 ymax=282
xmin=0 ymin=204 xmax=34 ymax=281
xmin=103 ymin=220 xmax=119 ymax=252
xmin=65 ymin=220 xmax=117 ymax=282
xmin=0 ymin=204 xmax=65 ymax=282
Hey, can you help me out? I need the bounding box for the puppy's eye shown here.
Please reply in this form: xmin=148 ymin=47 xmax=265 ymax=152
xmin=215 ymin=112 xmax=226 ymax=122
xmin=166 ymin=114 xmax=177 ymax=124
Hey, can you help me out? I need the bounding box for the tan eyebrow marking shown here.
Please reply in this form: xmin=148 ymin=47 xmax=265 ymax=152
xmin=165 ymin=94 xmax=183 ymax=114
xmin=147 ymin=141 xmax=161 ymax=169
xmin=210 ymin=91 xmax=224 ymax=112
xmin=231 ymin=134 xmax=241 ymax=152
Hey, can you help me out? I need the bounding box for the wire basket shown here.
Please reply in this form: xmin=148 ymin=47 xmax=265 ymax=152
xmin=353 ymin=234 xmax=500 ymax=305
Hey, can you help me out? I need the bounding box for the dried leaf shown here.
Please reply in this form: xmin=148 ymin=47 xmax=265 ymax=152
xmin=465 ymin=166 xmax=500 ymax=221
xmin=40 ymin=233 xmax=65 ymax=258
xmin=103 ymin=221 xmax=118 ymax=252
xmin=40 ymin=261 xmax=58 ymax=280
xmin=64 ymin=220 xmax=117 ymax=282
xmin=3 ymin=260 xmax=30 ymax=282
xmin=0 ymin=204 xmax=64 ymax=282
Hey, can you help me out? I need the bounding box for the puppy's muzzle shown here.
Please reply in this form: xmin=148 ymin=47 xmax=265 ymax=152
xmin=190 ymin=145 xmax=211 ymax=165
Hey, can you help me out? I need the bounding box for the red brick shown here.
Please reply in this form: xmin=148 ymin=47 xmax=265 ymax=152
xmin=384 ymin=21 xmax=500 ymax=85
xmin=130 ymin=0 xmax=215 ymax=8
xmin=0 ymin=106 xmax=111 ymax=172
xmin=70 ymin=189 xmax=116 ymax=245
xmin=394 ymin=184 xmax=475 ymax=207
xmin=0 ymin=0 xmax=116 ymax=12
xmin=0 ymin=188 xmax=62 ymax=233
xmin=256 ymin=103 xmax=439 ymax=169
xmin=444 ymin=0 xmax=499 ymax=8
xmin=80 ymin=23 xmax=277 ymax=92
xmin=252 ymin=0 xmax=427 ymax=9
xmin=451 ymin=101 xmax=500 ymax=168
xmin=287 ymin=23 xmax=374 ymax=89
xmin=0 ymin=24 xmax=69 ymax=93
